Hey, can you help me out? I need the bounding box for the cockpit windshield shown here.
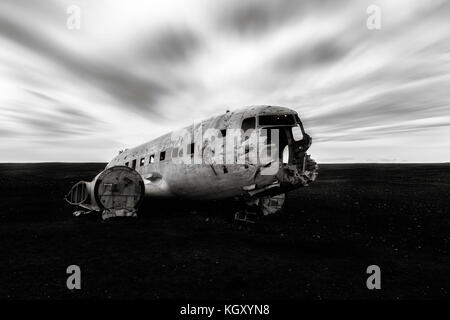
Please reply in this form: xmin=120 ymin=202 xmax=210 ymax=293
xmin=258 ymin=113 xmax=307 ymax=142
xmin=258 ymin=114 xmax=297 ymax=127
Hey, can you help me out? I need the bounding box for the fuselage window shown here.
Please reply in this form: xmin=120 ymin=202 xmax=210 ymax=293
xmin=242 ymin=117 xmax=255 ymax=141
xmin=140 ymin=157 xmax=145 ymax=167
xmin=172 ymin=147 xmax=178 ymax=158
xmin=242 ymin=117 xmax=255 ymax=132
xmin=160 ymin=151 xmax=166 ymax=161
xmin=188 ymin=143 xmax=195 ymax=158
xmin=125 ymin=162 xmax=129 ymax=167
xmin=149 ymin=154 xmax=155 ymax=164
xmin=131 ymin=159 xmax=137 ymax=169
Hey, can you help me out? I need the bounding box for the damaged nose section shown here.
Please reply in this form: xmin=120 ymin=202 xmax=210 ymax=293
xmin=246 ymin=154 xmax=319 ymax=199
xmin=304 ymin=155 xmax=319 ymax=182
xmin=65 ymin=166 xmax=145 ymax=220
xmin=281 ymin=154 xmax=319 ymax=188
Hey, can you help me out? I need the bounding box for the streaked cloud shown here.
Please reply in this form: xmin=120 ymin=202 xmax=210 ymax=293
xmin=0 ymin=0 xmax=449 ymax=162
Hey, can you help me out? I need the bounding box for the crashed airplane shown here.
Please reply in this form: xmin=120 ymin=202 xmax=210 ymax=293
xmin=65 ymin=106 xmax=318 ymax=221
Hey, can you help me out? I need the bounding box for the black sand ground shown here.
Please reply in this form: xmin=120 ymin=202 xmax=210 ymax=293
xmin=0 ymin=163 xmax=449 ymax=299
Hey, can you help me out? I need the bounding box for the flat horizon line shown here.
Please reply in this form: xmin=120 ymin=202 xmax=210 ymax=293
xmin=0 ymin=162 xmax=449 ymax=165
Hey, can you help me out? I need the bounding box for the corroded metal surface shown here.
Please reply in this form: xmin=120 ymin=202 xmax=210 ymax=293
xmin=65 ymin=166 xmax=145 ymax=218
xmin=66 ymin=105 xmax=318 ymax=218
xmin=94 ymin=166 xmax=145 ymax=212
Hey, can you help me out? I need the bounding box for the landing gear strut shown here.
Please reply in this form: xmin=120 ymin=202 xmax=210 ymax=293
xmin=234 ymin=193 xmax=286 ymax=223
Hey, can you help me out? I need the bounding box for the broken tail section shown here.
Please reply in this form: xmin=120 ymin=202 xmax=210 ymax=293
xmin=65 ymin=166 xmax=145 ymax=220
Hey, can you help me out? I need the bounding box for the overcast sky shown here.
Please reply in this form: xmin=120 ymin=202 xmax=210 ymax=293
xmin=0 ymin=0 xmax=449 ymax=163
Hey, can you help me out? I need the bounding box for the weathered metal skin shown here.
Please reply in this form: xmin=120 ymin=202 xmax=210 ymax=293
xmin=66 ymin=105 xmax=318 ymax=217
xmin=65 ymin=166 xmax=145 ymax=215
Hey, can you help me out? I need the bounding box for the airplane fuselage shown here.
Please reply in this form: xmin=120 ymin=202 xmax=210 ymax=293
xmin=106 ymin=105 xmax=317 ymax=200
xmin=65 ymin=105 xmax=318 ymax=218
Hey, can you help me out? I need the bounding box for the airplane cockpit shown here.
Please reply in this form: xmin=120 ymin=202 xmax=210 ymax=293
xmin=241 ymin=112 xmax=312 ymax=166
